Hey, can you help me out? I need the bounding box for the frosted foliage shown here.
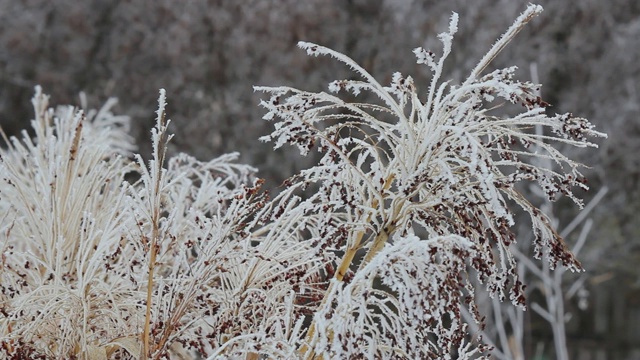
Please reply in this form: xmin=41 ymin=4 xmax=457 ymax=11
xmin=309 ymin=235 xmax=485 ymax=359
xmin=0 ymin=4 xmax=604 ymax=360
xmin=257 ymin=4 xmax=603 ymax=358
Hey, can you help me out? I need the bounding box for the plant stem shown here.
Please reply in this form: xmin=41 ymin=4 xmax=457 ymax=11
xmin=141 ymin=102 xmax=168 ymax=359
xmin=300 ymin=174 xmax=395 ymax=358
xmin=142 ymin=219 xmax=159 ymax=358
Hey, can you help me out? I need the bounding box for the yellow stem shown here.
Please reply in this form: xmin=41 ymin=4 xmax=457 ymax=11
xmin=335 ymin=231 xmax=366 ymax=281
xmin=300 ymin=174 xmax=395 ymax=358
xmin=359 ymin=223 xmax=396 ymax=268
xmin=142 ymin=215 xmax=159 ymax=359
xmin=141 ymin=191 xmax=162 ymax=358
xmin=142 ymin=105 xmax=167 ymax=359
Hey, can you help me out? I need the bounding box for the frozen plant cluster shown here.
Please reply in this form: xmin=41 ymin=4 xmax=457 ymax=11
xmin=0 ymin=4 xmax=604 ymax=359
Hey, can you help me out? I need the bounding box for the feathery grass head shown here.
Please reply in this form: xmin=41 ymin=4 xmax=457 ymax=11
xmin=0 ymin=86 xmax=137 ymax=357
xmin=256 ymin=3 xmax=604 ymax=357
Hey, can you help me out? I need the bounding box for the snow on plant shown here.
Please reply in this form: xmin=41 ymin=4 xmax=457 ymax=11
xmin=255 ymin=3 xmax=604 ymax=358
xmin=0 ymin=87 xmax=275 ymax=358
xmin=0 ymin=4 xmax=605 ymax=359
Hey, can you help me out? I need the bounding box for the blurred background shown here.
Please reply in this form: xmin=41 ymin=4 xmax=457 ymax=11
xmin=0 ymin=0 xmax=638 ymax=358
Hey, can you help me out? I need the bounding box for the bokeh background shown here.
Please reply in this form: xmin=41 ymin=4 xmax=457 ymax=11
xmin=1 ymin=1 xmax=638 ymax=358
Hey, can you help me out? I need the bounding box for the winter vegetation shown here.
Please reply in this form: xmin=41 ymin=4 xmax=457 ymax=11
xmin=0 ymin=4 xmax=610 ymax=359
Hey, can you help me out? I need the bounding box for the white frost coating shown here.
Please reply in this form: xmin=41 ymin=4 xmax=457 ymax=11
xmin=467 ymin=4 xmax=543 ymax=82
xmin=307 ymin=235 xmax=480 ymax=357
xmin=256 ymin=3 xmax=603 ymax=358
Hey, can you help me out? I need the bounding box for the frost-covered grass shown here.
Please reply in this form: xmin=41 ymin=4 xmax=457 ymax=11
xmin=0 ymin=4 xmax=604 ymax=359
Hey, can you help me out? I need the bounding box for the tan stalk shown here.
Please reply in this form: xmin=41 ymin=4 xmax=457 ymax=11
xmin=358 ymin=222 xmax=398 ymax=268
xmin=141 ymin=108 xmax=168 ymax=359
xmin=141 ymin=222 xmax=158 ymax=358
xmin=359 ymin=195 xmax=406 ymax=269
xmin=300 ymin=174 xmax=395 ymax=359
xmin=62 ymin=114 xmax=84 ymax=262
